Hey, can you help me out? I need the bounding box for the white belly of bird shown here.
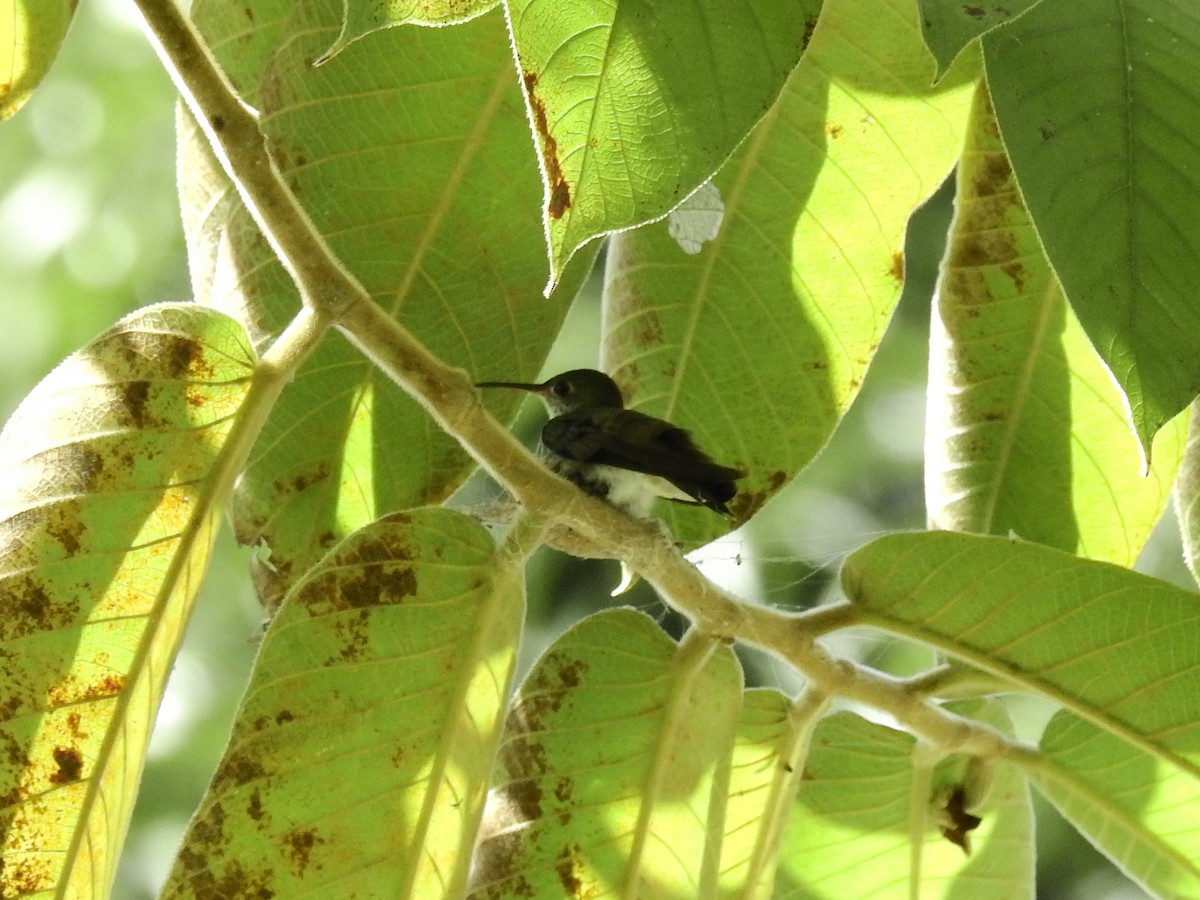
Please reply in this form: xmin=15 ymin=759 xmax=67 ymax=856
xmin=591 ymin=464 xmax=694 ymax=518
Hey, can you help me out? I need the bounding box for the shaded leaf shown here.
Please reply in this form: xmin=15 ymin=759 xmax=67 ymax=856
xmin=1029 ymin=709 xmax=1200 ymax=898
xmin=603 ymin=0 xmax=979 ymax=545
xmin=505 ymin=0 xmax=819 ymax=288
xmin=985 ymin=1 xmax=1200 ymax=451
xmin=161 ymin=507 xmax=523 ymax=899
xmin=915 ymin=0 xmax=1043 ymax=79
xmin=928 ymin=78 xmax=1185 ymax=566
xmin=183 ymin=0 xmax=580 ymax=606
xmin=0 ymin=304 xmax=255 ymax=897
xmin=843 ymin=532 xmax=1200 ymax=775
xmin=471 ymin=610 xmax=743 ymax=898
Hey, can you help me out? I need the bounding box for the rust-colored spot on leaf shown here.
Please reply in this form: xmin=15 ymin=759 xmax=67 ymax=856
xmin=123 ymin=380 xmax=153 ymax=428
xmin=505 ymin=778 xmax=544 ymax=822
xmin=555 ymin=844 xmax=585 ymax=895
xmin=2 ymin=856 xmax=54 ymax=895
xmin=247 ymin=789 xmax=266 ymax=822
xmin=826 ymin=123 xmax=844 ymax=139
xmin=888 ymin=251 xmax=905 ymax=285
xmin=962 ymin=4 xmax=986 ymax=17
xmin=49 ymin=745 xmax=84 ymax=783
xmin=283 ymin=827 xmax=325 ymax=877
xmin=523 ymin=70 xmax=571 ymax=220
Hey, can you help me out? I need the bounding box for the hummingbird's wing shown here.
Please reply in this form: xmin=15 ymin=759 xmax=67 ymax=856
xmin=542 ymin=409 xmax=744 ymax=514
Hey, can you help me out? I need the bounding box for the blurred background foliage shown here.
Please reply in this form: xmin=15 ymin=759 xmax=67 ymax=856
xmin=1 ymin=2 xmax=1188 ymax=897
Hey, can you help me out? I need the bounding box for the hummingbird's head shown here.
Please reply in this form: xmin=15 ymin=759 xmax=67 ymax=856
xmin=477 ymin=368 xmax=625 ymax=415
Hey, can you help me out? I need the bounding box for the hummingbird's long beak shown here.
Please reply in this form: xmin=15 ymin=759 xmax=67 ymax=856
xmin=475 ymin=380 xmax=545 ymax=393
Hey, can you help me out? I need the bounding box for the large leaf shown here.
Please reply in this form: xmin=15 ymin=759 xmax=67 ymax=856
xmin=470 ymin=609 xmax=743 ymax=898
xmin=161 ymin=508 xmax=523 ymax=898
xmin=928 ymin=78 xmax=1185 ymax=566
xmin=503 ymin=0 xmax=820 ymax=288
xmin=775 ymin=704 xmax=1032 ymax=897
xmin=0 ymin=304 xmax=255 ymax=897
xmin=182 ymin=0 xmax=580 ymax=606
xmin=0 ymin=0 xmax=76 ymax=119
xmin=603 ymin=0 xmax=979 ymax=545
xmin=1029 ymin=709 xmax=1200 ymax=898
xmin=984 ymin=1 xmax=1200 ymax=452
xmin=843 ymin=532 xmax=1200 ymax=775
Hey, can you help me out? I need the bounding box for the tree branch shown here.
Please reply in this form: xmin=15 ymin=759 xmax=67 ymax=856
xmin=136 ymin=0 xmax=1032 ymax=764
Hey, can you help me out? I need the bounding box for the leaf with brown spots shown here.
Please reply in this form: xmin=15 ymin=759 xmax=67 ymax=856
xmin=161 ymin=508 xmax=523 ymax=899
xmin=0 ymin=303 xmax=256 ymax=897
xmin=181 ymin=3 xmax=590 ymax=611
xmin=929 ymin=79 xmax=1184 ymax=565
xmin=603 ymin=0 xmax=980 ymax=548
xmin=506 ymin=0 xmax=819 ymax=289
xmin=471 ymin=609 xmax=742 ymax=897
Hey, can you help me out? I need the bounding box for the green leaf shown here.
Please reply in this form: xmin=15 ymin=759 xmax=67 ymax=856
xmin=182 ymin=0 xmax=580 ymax=606
xmin=318 ymin=0 xmax=499 ymax=64
xmin=843 ymin=532 xmax=1200 ymax=773
xmin=915 ymin=0 xmax=1043 ymax=79
xmin=928 ymin=78 xmax=1185 ymax=566
xmin=1174 ymin=404 xmax=1200 ymax=585
xmin=161 ymin=507 xmax=523 ymax=899
xmin=775 ymin=705 xmax=1033 ymax=897
xmin=719 ymin=689 xmax=825 ymax=898
xmin=603 ymin=0 xmax=979 ymax=544
xmin=471 ymin=610 xmax=743 ymax=898
xmin=984 ymin=1 xmax=1200 ymax=452
xmin=1029 ymin=709 xmax=1200 ymax=898
xmin=0 ymin=304 xmax=256 ymax=897
xmin=504 ymin=0 xmax=821 ymax=289
xmin=0 ymin=0 xmax=77 ymax=119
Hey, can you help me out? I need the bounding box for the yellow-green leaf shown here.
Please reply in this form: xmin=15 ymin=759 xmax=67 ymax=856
xmin=0 ymin=0 xmax=77 ymax=119
xmin=0 ymin=304 xmax=256 ymax=897
xmin=1029 ymin=709 xmax=1200 ymax=898
xmin=182 ymin=0 xmax=581 ymax=607
xmin=603 ymin=0 xmax=979 ymax=544
xmin=318 ymin=0 xmax=499 ymax=64
xmin=162 ymin=507 xmax=523 ymax=899
xmin=776 ymin=706 xmax=1032 ymax=897
xmin=928 ymin=78 xmax=1185 ymax=566
xmin=471 ymin=610 xmax=743 ymax=897
xmin=505 ymin=0 xmax=820 ymax=289
xmin=844 ymin=532 xmax=1200 ymax=773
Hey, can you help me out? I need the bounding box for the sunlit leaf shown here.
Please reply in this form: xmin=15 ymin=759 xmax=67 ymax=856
xmin=985 ymin=1 xmax=1200 ymax=452
xmin=318 ymin=0 xmax=499 ymax=64
xmin=161 ymin=507 xmax=523 ymax=898
xmin=844 ymin=532 xmax=1200 ymax=773
xmin=603 ymin=0 xmax=979 ymax=545
xmin=471 ymin=610 xmax=743 ymax=898
xmin=182 ymin=0 xmax=582 ymax=607
xmin=928 ymin=79 xmax=1185 ymax=566
xmin=1029 ymin=709 xmax=1200 ymax=898
xmin=0 ymin=304 xmax=255 ymax=897
xmin=0 ymin=0 xmax=76 ymax=119
xmin=504 ymin=0 xmax=819 ymax=289
xmin=775 ymin=704 xmax=1032 ymax=897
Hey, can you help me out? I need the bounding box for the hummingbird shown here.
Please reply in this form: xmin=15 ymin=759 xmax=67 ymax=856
xmin=477 ymin=369 xmax=744 ymax=518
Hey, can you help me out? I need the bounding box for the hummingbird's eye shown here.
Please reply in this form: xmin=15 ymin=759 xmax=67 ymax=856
xmin=552 ymin=380 xmax=572 ymax=397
